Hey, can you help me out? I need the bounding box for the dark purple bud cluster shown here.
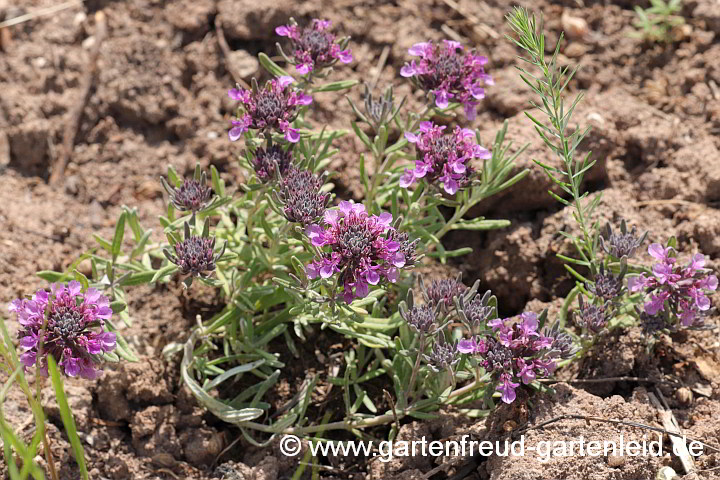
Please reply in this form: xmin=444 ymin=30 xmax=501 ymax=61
xmin=574 ymin=295 xmax=611 ymax=334
xmin=599 ymin=220 xmax=647 ymax=259
xmin=252 ymin=144 xmax=293 ymax=183
xmin=422 ymin=275 xmax=467 ymax=309
xmin=161 ymin=170 xmax=214 ymax=213
xmin=402 ymin=304 xmax=436 ymax=333
xmin=422 ymin=335 xmax=459 ymax=372
xmin=586 ymin=264 xmax=625 ymax=302
xmin=164 ymin=222 xmax=225 ymax=278
xmin=637 ymin=308 xmax=672 ymax=336
xmin=543 ymin=322 xmax=578 ymax=360
xmin=462 ymin=291 xmax=494 ymax=327
xmin=629 ymin=243 xmax=717 ymax=327
xmin=276 ymin=166 xmax=330 ymax=227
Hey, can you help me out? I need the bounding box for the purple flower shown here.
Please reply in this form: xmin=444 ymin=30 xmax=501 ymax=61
xmin=305 ymin=201 xmax=415 ymax=302
xmin=276 ymin=19 xmax=352 ymax=75
xmin=228 ymin=76 xmax=312 ymax=143
xmin=9 ymin=281 xmax=116 ymax=379
xmin=631 ymin=244 xmax=717 ymax=326
xmin=402 ymin=122 xmax=490 ymax=195
xmin=400 ymin=40 xmax=493 ymax=119
xmin=497 ymin=373 xmax=520 ymax=404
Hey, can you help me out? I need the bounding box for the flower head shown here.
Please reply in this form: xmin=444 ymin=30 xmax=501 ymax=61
xmin=228 ymin=77 xmax=312 ymax=143
xmin=276 ymin=19 xmax=352 ymax=75
xmin=424 ymin=276 xmax=467 ymax=309
xmin=462 ymin=291 xmax=494 ymax=327
xmin=401 ymin=304 xmax=436 ymax=334
xmin=164 ymin=222 xmax=225 ymax=279
xmin=401 ymin=122 xmax=490 ymax=195
xmin=276 ymin=166 xmax=330 ymax=226
xmin=161 ymin=170 xmax=214 ymax=213
xmin=543 ymin=322 xmax=577 ymax=360
xmin=574 ymin=295 xmax=610 ymax=334
xmin=252 ymin=144 xmax=293 ymax=182
xmin=600 ymin=220 xmax=647 ymax=259
xmin=305 ymin=201 xmax=414 ymax=302
xmin=629 ymin=244 xmax=717 ymax=327
xmin=400 ymin=40 xmax=493 ymax=119
xmin=423 ymin=335 xmax=459 ymax=372
xmin=458 ymin=311 xmax=557 ymax=404
xmin=586 ymin=264 xmax=625 ymax=302
xmin=9 ymin=281 xmax=116 ymax=379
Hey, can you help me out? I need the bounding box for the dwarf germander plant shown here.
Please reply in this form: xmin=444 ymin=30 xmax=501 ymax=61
xmin=4 ymin=280 xmax=121 ymax=478
xmin=31 ymin=14 xmax=540 ymax=464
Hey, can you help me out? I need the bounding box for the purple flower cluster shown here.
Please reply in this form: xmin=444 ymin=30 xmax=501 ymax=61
xmin=276 ymin=19 xmax=352 ymax=75
xmin=457 ymin=312 xmax=556 ymax=404
xmin=305 ymin=201 xmax=414 ymax=302
xmin=9 ymin=281 xmax=116 ymax=379
xmin=400 ymin=122 xmax=490 ymax=195
xmin=629 ymin=244 xmax=718 ymax=327
xmin=400 ymin=40 xmax=493 ymax=119
xmin=228 ymin=76 xmax=312 ymax=143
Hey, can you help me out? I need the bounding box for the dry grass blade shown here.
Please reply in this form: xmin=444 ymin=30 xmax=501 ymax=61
xmin=0 ymin=0 xmax=84 ymax=29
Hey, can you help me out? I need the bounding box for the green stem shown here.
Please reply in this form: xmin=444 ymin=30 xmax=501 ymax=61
xmin=403 ymin=333 xmax=426 ymax=407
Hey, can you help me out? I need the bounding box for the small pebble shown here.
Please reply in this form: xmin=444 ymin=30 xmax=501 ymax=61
xmin=607 ymin=453 xmax=626 ymax=467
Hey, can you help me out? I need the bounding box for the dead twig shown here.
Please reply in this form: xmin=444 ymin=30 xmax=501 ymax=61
xmin=49 ymin=10 xmax=106 ymax=186
xmin=538 ymin=376 xmax=681 ymax=387
xmin=0 ymin=0 xmax=84 ymax=29
xmin=214 ymin=15 xmax=251 ymax=90
xmin=650 ymin=390 xmax=695 ymax=475
xmin=441 ymin=0 xmax=499 ymax=39
xmin=634 ymin=199 xmax=702 ymax=208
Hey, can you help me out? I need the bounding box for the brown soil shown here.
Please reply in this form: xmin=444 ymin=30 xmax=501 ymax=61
xmin=2 ymin=0 xmax=720 ymax=479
